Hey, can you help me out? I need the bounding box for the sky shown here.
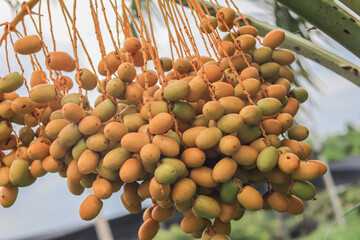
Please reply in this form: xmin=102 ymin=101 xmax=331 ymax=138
xmin=0 ymin=0 xmax=360 ymax=239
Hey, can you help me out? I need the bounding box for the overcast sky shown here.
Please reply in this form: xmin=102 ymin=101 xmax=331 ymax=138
xmin=0 ymin=0 xmax=359 ymax=239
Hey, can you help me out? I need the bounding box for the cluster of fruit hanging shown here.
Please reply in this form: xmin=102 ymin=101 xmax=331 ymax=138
xmin=0 ymin=0 xmax=328 ymax=239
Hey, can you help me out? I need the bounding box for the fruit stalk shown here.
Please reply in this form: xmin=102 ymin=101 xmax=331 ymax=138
xmin=0 ymin=0 xmax=40 ymax=47
xmin=276 ymin=0 xmax=360 ymax=58
xmin=176 ymin=0 xmax=360 ymax=87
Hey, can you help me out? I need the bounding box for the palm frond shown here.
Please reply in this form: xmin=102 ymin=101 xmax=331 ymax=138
xmin=274 ymin=2 xmax=308 ymax=39
xmin=176 ymin=0 xmax=360 ymax=87
xmin=276 ymin=0 xmax=360 ymax=58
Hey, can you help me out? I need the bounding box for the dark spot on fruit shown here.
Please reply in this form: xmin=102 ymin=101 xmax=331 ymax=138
xmin=287 ymin=156 xmax=291 ymax=159
xmin=342 ymin=17 xmax=346 ymax=20
xmin=333 ymin=6 xmax=338 ymax=10
xmin=344 ymin=29 xmax=350 ymax=34
xmin=350 ymin=18 xmax=355 ymax=23
xmin=294 ymin=46 xmax=301 ymax=51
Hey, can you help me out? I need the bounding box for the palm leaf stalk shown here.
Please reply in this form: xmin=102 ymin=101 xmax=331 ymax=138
xmin=276 ymin=0 xmax=360 ymax=58
xmin=338 ymin=0 xmax=360 ymax=18
xmin=274 ymin=3 xmax=309 ymax=39
xmin=246 ymin=17 xmax=360 ymax=87
xmin=176 ymin=0 xmax=360 ymax=87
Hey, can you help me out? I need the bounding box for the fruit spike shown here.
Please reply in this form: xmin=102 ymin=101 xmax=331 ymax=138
xmin=0 ymin=1 xmax=328 ymax=240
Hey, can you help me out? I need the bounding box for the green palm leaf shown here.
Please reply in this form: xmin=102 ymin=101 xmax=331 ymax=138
xmin=176 ymin=0 xmax=360 ymax=87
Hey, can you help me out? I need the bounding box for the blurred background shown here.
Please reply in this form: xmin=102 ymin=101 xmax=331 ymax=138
xmin=0 ymin=0 xmax=359 ymax=239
